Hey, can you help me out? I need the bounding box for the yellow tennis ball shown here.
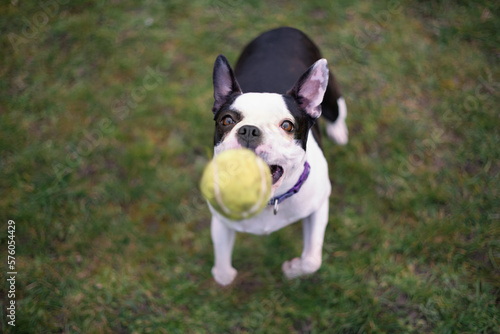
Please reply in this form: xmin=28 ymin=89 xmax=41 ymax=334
xmin=200 ymin=149 xmax=272 ymax=220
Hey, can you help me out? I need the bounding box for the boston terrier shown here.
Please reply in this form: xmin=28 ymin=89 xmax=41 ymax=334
xmin=209 ymin=27 xmax=348 ymax=285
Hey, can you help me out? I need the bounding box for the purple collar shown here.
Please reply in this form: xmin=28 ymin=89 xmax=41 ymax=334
xmin=268 ymin=161 xmax=311 ymax=215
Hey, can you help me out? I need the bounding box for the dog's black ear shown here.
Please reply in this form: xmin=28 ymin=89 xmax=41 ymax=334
xmin=212 ymin=55 xmax=242 ymax=114
xmin=287 ymin=58 xmax=329 ymax=119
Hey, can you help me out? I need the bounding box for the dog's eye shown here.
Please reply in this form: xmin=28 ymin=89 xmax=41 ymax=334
xmin=221 ymin=115 xmax=235 ymax=126
xmin=280 ymin=120 xmax=294 ymax=133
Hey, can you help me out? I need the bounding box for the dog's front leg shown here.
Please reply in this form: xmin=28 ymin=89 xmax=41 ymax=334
xmin=282 ymin=198 xmax=329 ymax=279
xmin=211 ymin=217 xmax=237 ymax=286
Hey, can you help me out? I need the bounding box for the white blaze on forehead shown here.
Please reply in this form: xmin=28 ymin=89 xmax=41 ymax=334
xmin=230 ymin=93 xmax=292 ymax=126
xmin=218 ymin=92 xmax=307 ymax=195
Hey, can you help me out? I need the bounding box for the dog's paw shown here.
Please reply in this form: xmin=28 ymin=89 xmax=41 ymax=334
xmin=212 ymin=266 xmax=237 ymax=286
xmin=282 ymin=257 xmax=321 ymax=279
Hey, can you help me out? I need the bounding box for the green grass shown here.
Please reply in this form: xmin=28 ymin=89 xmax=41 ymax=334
xmin=1 ymin=0 xmax=499 ymax=332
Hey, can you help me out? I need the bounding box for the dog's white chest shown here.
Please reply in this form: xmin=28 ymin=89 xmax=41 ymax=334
xmin=210 ymin=133 xmax=330 ymax=235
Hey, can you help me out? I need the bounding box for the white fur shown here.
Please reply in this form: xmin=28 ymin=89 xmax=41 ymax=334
xmin=326 ymin=97 xmax=348 ymax=145
xmin=214 ymin=93 xmax=306 ymax=195
xmin=211 ymin=128 xmax=330 ymax=235
xmin=210 ymin=91 xmax=332 ymax=285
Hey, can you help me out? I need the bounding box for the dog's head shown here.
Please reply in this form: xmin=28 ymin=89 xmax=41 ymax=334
xmin=211 ymin=55 xmax=328 ymax=193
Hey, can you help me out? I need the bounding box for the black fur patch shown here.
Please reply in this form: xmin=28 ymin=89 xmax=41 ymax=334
xmin=213 ymin=93 xmax=243 ymax=146
xmin=282 ymin=95 xmax=317 ymax=150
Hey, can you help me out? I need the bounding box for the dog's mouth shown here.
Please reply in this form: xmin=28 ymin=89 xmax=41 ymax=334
xmin=269 ymin=165 xmax=284 ymax=184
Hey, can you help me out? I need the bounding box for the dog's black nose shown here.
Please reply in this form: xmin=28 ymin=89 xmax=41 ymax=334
xmin=238 ymin=125 xmax=261 ymax=139
xmin=237 ymin=125 xmax=262 ymax=148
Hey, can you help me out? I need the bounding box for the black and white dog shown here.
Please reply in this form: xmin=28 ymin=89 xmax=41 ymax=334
xmin=209 ymin=27 xmax=348 ymax=285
